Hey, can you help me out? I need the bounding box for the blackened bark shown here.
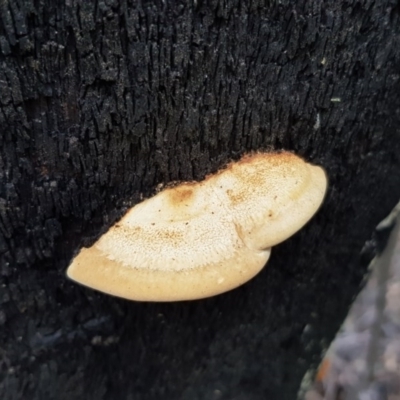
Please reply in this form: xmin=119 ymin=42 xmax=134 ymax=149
xmin=1 ymin=1 xmax=400 ymax=399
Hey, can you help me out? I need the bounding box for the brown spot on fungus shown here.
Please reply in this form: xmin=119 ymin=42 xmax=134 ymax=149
xmin=166 ymin=185 xmax=194 ymax=206
xmin=67 ymin=151 xmax=327 ymax=302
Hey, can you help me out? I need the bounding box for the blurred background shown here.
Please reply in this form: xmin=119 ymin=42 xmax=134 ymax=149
xmin=306 ymin=204 xmax=400 ymax=400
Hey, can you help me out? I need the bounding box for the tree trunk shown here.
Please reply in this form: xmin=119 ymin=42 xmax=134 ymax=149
xmin=1 ymin=1 xmax=400 ymax=399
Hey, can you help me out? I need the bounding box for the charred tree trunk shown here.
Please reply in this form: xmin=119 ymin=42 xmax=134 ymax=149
xmin=1 ymin=1 xmax=400 ymax=399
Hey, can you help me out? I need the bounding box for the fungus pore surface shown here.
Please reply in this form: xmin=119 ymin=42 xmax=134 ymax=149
xmin=67 ymin=152 xmax=327 ymax=301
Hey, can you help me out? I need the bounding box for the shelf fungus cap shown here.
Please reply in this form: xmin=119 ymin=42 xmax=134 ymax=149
xmin=67 ymin=152 xmax=327 ymax=302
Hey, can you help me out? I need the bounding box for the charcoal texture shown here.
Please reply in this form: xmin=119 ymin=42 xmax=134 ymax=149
xmin=1 ymin=0 xmax=400 ymax=399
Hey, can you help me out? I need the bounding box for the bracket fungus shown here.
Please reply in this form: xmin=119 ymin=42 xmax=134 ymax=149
xmin=67 ymin=152 xmax=327 ymax=302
